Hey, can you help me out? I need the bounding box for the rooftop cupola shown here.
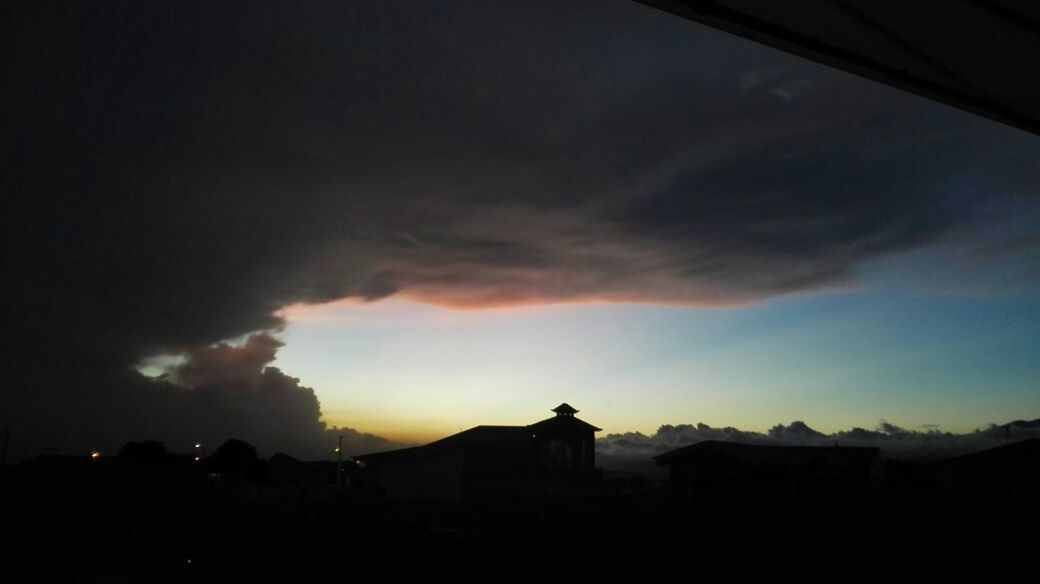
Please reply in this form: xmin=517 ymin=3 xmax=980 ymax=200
xmin=552 ymin=403 xmax=578 ymax=417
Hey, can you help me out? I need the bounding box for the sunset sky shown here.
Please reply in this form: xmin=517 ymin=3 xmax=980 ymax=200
xmin=276 ymin=289 xmax=1040 ymax=444
xmin=6 ymin=1 xmax=1040 ymax=459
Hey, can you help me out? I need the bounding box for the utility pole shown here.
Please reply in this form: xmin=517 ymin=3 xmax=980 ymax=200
xmin=336 ymin=435 xmax=343 ymax=486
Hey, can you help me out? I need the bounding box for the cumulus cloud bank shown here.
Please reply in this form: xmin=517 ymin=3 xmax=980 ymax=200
xmin=2 ymin=332 xmax=406 ymax=461
xmin=597 ymin=418 xmax=1040 ymax=470
xmin=160 ymin=333 xmax=406 ymax=458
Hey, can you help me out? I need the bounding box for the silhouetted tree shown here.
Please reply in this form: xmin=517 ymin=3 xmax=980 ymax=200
xmin=207 ymin=439 xmax=264 ymax=480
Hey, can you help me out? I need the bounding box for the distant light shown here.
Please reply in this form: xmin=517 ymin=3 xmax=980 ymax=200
xmin=194 ymin=443 xmax=201 ymax=449
xmin=194 ymin=456 xmax=201 ymax=462
xmin=90 ymin=451 xmax=101 ymax=459
xmin=334 ymin=447 xmax=341 ymax=453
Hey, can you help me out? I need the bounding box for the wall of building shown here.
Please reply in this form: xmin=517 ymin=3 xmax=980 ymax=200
xmin=380 ymin=449 xmax=465 ymax=501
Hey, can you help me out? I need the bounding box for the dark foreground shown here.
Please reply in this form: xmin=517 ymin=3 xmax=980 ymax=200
xmin=2 ymin=448 xmax=1037 ymax=580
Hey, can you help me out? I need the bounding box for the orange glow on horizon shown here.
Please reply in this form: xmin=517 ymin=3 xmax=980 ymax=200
xmin=275 ymin=291 xmax=776 ymax=325
xmin=326 ymin=422 xmax=447 ymax=448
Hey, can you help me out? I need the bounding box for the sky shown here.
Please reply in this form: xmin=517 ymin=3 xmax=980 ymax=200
xmin=275 ymin=291 xmax=1040 ymax=445
xmin=4 ymin=1 xmax=1040 ymax=460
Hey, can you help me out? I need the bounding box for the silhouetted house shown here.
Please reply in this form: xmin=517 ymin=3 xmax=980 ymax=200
xmin=926 ymin=438 xmax=1040 ymax=517
xmin=354 ymin=403 xmax=601 ymax=500
xmin=654 ymin=441 xmax=883 ymax=519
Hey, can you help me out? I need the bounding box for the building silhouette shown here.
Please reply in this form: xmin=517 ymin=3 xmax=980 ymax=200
xmin=925 ymin=438 xmax=1040 ymax=517
xmin=354 ymin=403 xmax=601 ymax=500
xmin=655 ymin=440 xmax=884 ymax=519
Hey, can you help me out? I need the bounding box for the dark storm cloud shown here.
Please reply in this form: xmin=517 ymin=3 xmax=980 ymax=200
xmin=4 ymin=1 xmax=1039 ymax=457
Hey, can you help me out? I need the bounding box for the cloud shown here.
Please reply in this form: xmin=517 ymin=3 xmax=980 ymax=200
xmin=170 ymin=334 xmax=286 ymax=389
xmin=4 ymin=1 xmax=1039 ymax=458
xmin=1 ymin=333 xmax=407 ymax=461
xmin=596 ymin=419 xmax=1040 ymax=469
xmin=160 ymin=333 xmax=329 ymax=457
xmin=160 ymin=332 xmax=410 ymax=457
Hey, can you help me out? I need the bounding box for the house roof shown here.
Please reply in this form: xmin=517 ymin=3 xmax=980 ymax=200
xmin=638 ymin=0 xmax=1040 ymax=137
xmin=929 ymin=438 xmax=1040 ymax=472
xmin=355 ymin=425 xmax=530 ymax=463
xmin=654 ymin=440 xmax=879 ymax=473
xmin=355 ymin=414 xmax=602 ymax=464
